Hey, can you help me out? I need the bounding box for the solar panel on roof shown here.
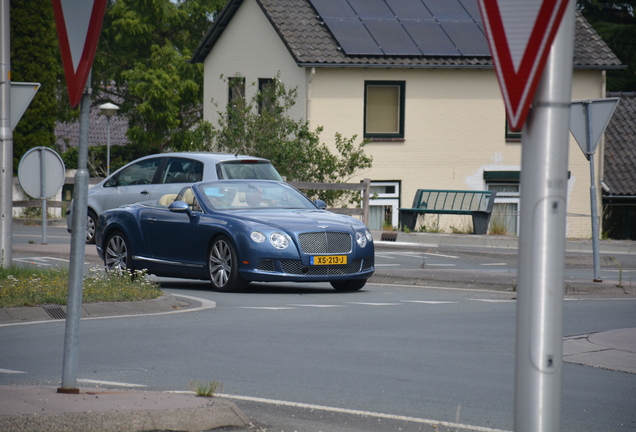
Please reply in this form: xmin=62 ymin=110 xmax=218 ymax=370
xmin=309 ymin=0 xmax=357 ymax=19
xmin=310 ymin=0 xmax=490 ymax=57
xmin=365 ymin=21 xmax=421 ymax=55
xmin=348 ymin=0 xmax=395 ymax=20
xmin=324 ymin=19 xmax=384 ymax=55
xmin=458 ymin=0 xmax=483 ymax=23
xmin=402 ymin=21 xmax=461 ymax=56
xmin=421 ymin=0 xmax=472 ymax=21
xmin=385 ymin=0 xmax=434 ymax=20
xmin=441 ymin=22 xmax=490 ymax=55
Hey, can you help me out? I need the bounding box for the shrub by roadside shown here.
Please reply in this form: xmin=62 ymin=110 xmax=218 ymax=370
xmin=0 ymin=266 xmax=162 ymax=308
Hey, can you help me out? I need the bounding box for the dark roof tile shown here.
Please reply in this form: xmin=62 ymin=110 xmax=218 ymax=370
xmin=192 ymin=0 xmax=622 ymax=68
xmin=604 ymin=92 xmax=636 ymax=196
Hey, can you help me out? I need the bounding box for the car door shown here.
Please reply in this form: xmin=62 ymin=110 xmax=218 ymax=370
xmin=102 ymin=157 xmax=164 ymax=210
xmin=140 ymin=201 xmax=202 ymax=266
xmin=146 ymin=157 xmax=206 ymax=202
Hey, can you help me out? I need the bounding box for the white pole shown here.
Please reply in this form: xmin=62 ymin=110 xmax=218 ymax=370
xmin=514 ymin=1 xmax=575 ymax=430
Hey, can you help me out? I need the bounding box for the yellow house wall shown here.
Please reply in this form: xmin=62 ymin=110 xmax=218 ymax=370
xmin=308 ymin=68 xmax=605 ymax=238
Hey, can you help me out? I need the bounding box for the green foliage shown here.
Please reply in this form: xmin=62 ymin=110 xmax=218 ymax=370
xmin=0 ymin=266 xmax=162 ymax=308
xmin=189 ymin=380 xmax=223 ymax=397
xmin=201 ymin=75 xmax=373 ymax=205
xmin=61 ymin=143 xmax=156 ymax=177
xmin=92 ymin=0 xmax=224 ymax=153
xmin=10 ymin=0 xmax=66 ymax=173
xmin=578 ymin=0 xmax=636 ymax=91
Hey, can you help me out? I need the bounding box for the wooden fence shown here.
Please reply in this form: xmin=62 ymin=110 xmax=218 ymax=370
xmin=13 ymin=177 xmax=372 ymax=227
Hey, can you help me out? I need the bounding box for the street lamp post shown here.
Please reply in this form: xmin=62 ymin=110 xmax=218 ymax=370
xmin=98 ymin=102 xmax=119 ymax=177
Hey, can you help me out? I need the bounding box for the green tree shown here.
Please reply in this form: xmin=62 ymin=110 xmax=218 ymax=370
xmin=200 ymin=75 xmax=373 ymax=205
xmin=92 ymin=0 xmax=225 ymax=155
xmin=578 ymin=0 xmax=636 ymax=91
xmin=10 ymin=0 xmax=65 ymax=172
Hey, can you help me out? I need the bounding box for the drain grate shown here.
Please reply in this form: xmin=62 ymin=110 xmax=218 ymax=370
xmin=43 ymin=306 xmax=66 ymax=320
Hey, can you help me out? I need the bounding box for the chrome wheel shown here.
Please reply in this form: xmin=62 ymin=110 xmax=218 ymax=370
xmin=208 ymin=236 xmax=247 ymax=292
xmin=105 ymin=231 xmax=132 ymax=272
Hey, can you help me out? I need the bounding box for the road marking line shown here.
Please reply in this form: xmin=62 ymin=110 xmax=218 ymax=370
xmin=288 ymin=304 xmax=346 ymax=308
xmin=480 ymin=263 xmax=508 ymax=266
xmin=217 ymin=393 xmax=511 ymax=432
xmin=0 ymin=368 xmax=27 ymax=374
xmin=238 ymin=307 xmax=296 ymax=310
xmin=470 ymin=299 xmax=516 ymax=303
xmin=425 ymin=263 xmax=456 ymax=266
xmin=347 ymin=302 xmax=402 ymax=306
xmin=402 ymin=300 xmax=458 ymax=304
xmin=78 ymin=379 xmax=147 ymax=388
xmin=422 ymin=252 xmax=459 ymax=258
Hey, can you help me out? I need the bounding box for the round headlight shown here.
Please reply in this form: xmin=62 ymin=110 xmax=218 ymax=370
xmin=251 ymin=231 xmax=266 ymax=243
xmin=356 ymin=231 xmax=367 ymax=248
xmin=365 ymin=229 xmax=373 ymax=242
xmin=269 ymin=232 xmax=290 ymax=249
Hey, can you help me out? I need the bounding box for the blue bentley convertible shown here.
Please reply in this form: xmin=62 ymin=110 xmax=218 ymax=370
xmin=95 ymin=180 xmax=374 ymax=292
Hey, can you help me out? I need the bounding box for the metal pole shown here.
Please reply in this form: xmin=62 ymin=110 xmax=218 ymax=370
xmin=0 ymin=0 xmax=12 ymax=268
xmin=106 ymin=115 xmax=111 ymax=176
xmin=585 ymin=103 xmax=602 ymax=281
xmin=514 ymin=1 xmax=574 ymax=431
xmin=59 ymin=73 xmax=91 ymax=394
xmin=40 ymin=148 xmax=47 ymax=244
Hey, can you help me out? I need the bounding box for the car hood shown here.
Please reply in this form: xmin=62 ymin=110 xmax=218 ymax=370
xmin=224 ymin=209 xmax=363 ymax=232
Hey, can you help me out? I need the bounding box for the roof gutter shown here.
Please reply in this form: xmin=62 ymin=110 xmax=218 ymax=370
xmin=296 ymin=63 xmax=625 ymax=70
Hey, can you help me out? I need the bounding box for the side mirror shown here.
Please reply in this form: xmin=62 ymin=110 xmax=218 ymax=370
xmin=314 ymin=199 xmax=327 ymax=210
xmin=169 ymin=200 xmax=193 ymax=216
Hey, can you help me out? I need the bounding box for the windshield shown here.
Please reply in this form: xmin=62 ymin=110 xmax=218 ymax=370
xmin=216 ymin=161 xmax=283 ymax=181
xmin=199 ymin=182 xmax=315 ymax=210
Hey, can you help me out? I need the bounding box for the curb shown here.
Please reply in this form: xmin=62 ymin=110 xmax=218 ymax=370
xmin=0 ymin=294 xmax=187 ymax=324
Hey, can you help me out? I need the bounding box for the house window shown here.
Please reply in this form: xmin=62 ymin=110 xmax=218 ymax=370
xmin=228 ymin=77 xmax=245 ymax=123
xmin=258 ymin=78 xmax=275 ymax=113
xmin=505 ymin=117 xmax=522 ymax=141
xmin=228 ymin=77 xmax=245 ymax=108
xmin=364 ymin=81 xmax=405 ymax=139
xmin=368 ymin=181 xmax=400 ymax=230
xmin=484 ymin=170 xmax=520 ymax=235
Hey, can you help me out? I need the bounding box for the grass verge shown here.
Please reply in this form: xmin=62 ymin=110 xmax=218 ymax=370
xmin=0 ymin=266 xmax=162 ymax=308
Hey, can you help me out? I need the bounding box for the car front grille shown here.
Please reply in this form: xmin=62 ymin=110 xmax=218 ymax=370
xmin=280 ymin=259 xmax=366 ymax=276
xmin=257 ymin=259 xmax=275 ymax=272
xmin=298 ymin=232 xmax=352 ymax=254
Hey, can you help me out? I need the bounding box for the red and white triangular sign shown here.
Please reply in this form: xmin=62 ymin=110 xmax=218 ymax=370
xmin=52 ymin=0 xmax=107 ymax=108
xmin=478 ymin=0 xmax=570 ymax=132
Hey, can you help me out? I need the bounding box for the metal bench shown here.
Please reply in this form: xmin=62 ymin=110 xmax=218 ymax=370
xmin=399 ymin=189 xmax=497 ymax=235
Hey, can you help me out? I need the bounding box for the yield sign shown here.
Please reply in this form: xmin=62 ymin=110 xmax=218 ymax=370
xmin=570 ymin=98 xmax=619 ymax=158
xmin=52 ymin=0 xmax=108 ymax=108
xmin=478 ymin=0 xmax=571 ymax=131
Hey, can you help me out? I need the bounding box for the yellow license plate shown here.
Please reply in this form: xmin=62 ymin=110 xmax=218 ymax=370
xmin=310 ymin=255 xmax=348 ymax=265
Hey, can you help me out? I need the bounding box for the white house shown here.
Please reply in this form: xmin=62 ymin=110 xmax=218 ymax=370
xmin=191 ymin=0 xmax=622 ymax=236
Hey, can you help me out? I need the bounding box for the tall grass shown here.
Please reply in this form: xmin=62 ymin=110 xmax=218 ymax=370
xmin=0 ymin=266 xmax=162 ymax=308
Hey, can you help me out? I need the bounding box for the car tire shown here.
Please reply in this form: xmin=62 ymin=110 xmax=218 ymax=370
xmin=208 ymin=236 xmax=248 ymax=292
xmin=330 ymin=279 xmax=367 ymax=291
xmin=104 ymin=230 xmax=134 ymax=273
xmin=86 ymin=209 xmax=98 ymax=244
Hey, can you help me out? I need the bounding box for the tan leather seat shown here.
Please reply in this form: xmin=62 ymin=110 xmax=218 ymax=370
xmin=182 ymin=189 xmax=195 ymax=205
xmin=158 ymin=194 xmax=177 ymax=206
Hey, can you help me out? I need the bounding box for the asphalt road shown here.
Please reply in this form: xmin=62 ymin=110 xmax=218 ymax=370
xmin=10 ymin=223 xmax=636 ymax=286
xmin=2 ymin=279 xmax=635 ymax=432
xmin=4 ymin=222 xmax=636 ymax=431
